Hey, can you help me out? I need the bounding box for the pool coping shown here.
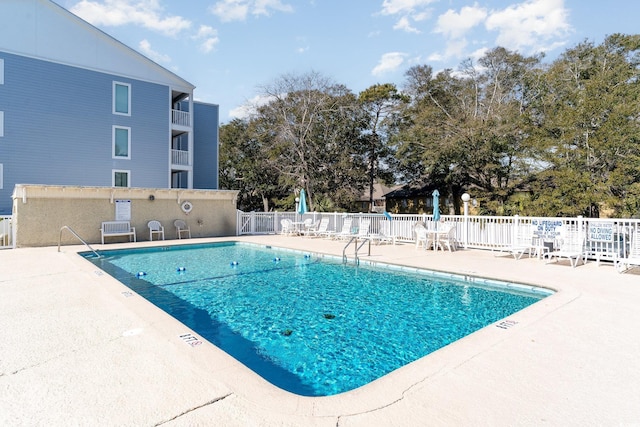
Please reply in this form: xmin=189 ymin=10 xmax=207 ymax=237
xmin=2 ymin=235 xmax=640 ymax=425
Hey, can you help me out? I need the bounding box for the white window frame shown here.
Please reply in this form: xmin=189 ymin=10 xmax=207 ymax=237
xmin=0 ymin=111 xmax=3 ymax=137
xmin=112 ymin=169 xmax=130 ymax=187
xmin=112 ymin=126 xmax=131 ymax=159
xmin=0 ymin=59 xmax=4 ymax=85
xmin=112 ymin=81 xmax=131 ymax=116
xmin=0 ymin=164 xmax=3 ymax=189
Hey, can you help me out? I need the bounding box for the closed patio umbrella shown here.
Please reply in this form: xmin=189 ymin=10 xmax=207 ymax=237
xmin=432 ymin=189 xmax=440 ymax=224
xmin=298 ymin=189 xmax=308 ymax=215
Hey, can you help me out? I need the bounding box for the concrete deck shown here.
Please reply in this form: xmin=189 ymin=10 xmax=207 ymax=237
xmin=1 ymin=235 xmax=639 ymax=426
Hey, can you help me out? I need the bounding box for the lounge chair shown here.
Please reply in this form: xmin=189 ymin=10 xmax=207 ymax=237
xmin=325 ymin=217 xmax=353 ymax=240
xmin=307 ymin=217 xmax=330 ymax=238
xmin=546 ymin=229 xmax=586 ymax=268
xmin=497 ymin=226 xmax=537 ymax=259
xmin=147 ymin=220 xmax=165 ymax=241
xmin=369 ymin=220 xmax=395 ymax=245
xmin=617 ymin=227 xmax=640 ymax=273
xmin=174 ymin=219 xmax=191 ymax=239
xmin=301 ymin=218 xmax=320 ymax=237
xmin=351 ymin=219 xmax=371 ymax=240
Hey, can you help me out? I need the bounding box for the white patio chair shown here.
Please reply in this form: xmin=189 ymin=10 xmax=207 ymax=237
xmin=280 ymin=219 xmax=296 ymax=236
xmin=496 ymin=225 xmax=537 ymax=259
xmin=437 ymin=224 xmax=458 ymax=252
xmin=301 ymin=218 xmax=319 ymax=237
xmin=414 ymin=222 xmax=430 ymax=250
xmin=369 ymin=220 xmax=395 ymax=245
xmin=617 ymin=227 xmax=640 ymax=273
xmin=325 ymin=217 xmax=353 ymax=240
xmin=308 ymin=217 xmax=330 ymax=238
xmin=147 ymin=220 xmax=165 ymax=241
xmin=174 ymin=219 xmax=191 ymax=239
xmin=352 ymin=219 xmax=371 ymax=240
xmin=546 ymin=229 xmax=586 ymax=268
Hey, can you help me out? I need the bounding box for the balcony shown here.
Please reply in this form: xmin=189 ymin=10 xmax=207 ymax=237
xmin=172 ymin=109 xmax=191 ymax=128
xmin=171 ymin=149 xmax=190 ymax=166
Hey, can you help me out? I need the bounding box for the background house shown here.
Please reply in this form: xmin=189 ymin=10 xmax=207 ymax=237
xmin=384 ymin=183 xmax=439 ymax=214
xmin=0 ymin=0 xmax=219 ymax=215
xmin=353 ymin=182 xmax=399 ymax=213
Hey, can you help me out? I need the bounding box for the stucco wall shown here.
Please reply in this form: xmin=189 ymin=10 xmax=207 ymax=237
xmin=12 ymin=185 xmax=238 ymax=247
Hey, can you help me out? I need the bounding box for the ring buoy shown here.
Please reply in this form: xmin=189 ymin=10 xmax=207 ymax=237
xmin=181 ymin=201 xmax=193 ymax=214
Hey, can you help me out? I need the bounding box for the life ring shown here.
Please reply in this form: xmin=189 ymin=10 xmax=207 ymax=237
xmin=181 ymin=201 xmax=193 ymax=214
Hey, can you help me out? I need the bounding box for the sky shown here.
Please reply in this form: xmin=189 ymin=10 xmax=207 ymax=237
xmin=51 ymin=0 xmax=640 ymax=124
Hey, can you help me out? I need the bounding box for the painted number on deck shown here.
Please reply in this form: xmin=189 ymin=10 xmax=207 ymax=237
xmin=179 ymin=333 xmax=203 ymax=347
xmin=496 ymin=319 xmax=518 ymax=329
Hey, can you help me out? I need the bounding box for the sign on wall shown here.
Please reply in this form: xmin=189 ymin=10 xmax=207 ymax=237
xmin=115 ymin=199 xmax=131 ymax=221
xmin=588 ymin=221 xmax=614 ymax=242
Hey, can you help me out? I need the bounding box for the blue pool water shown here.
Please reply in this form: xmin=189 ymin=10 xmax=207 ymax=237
xmin=83 ymin=242 xmax=550 ymax=396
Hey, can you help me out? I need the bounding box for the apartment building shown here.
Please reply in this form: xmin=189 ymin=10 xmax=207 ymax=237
xmin=0 ymin=0 xmax=219 ymax=214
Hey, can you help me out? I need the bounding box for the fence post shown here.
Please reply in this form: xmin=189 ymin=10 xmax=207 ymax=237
xmin=461 ymin=193 xmax=470 ymax=248
xmin=577 ymin=215 xmax=583 ymax=242
xmin=274 ymin=211 xmax=279 ymax=234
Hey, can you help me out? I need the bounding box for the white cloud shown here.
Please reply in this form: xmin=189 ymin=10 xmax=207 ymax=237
xmin=428 ymin=4 xmax=486 ymax=62
xmin=70 ymin=0 xmax=191 ymax=37
xmin=229 ymin=94 xmax=274 ymax=119
xmin=434 ymin=4 xmax=487 ymax=39
xmin=393 ymin=16 xmax=419 ymax=33
xmin=138 ymin=39 xmax=171 ymax=64
xmin=379 ymin=0 xmax=435 ymax=34
xmin=429 ymin=0 xmax=570 ymax=64
xmin=193 ymin=25 xmax=219 ymax=53
xmin=372 ymin=52 xmax=407 ymax=76
xmin=380 ymin=0 xmax=434 ymax=16
xmin=209 ymin=0 xmax=293 ymax=22
xmin=253 ymin=0 xmax=293 ymax=16
xmin=209 ymin=0 xmax=249 ymax=22
xmin=485 ymin=0 xmax=571 ymax=52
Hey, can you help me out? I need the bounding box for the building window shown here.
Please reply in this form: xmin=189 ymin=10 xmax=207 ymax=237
xmin=113 ymin=170 xmax=130 ymax=187
xmin=171 ymin=171 xmax=189 ymax=189
xmin=113 ymin=126 xmax=130 ymax=159
xmin=0 ymin=111 xmax=3 ymax=137
xmin=0 ymin=164 xmax=3 ymax=189
xmin=113 ymin=82 xmax=130 ymax=115
xmin=0 ymin=59 xmax=4 ymax=84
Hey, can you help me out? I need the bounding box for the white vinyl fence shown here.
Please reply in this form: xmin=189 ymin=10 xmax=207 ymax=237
xmin=237 ymin=210 xmax=640 ymax=265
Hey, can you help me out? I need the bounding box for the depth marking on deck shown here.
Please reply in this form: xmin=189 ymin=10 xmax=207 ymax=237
xmin=496 ymin=319 xmax=518 ymax=329
xmin=180 ymin=333 xmax=203 ymax=347
xmin=121 ymin=291 xmax=134 ymax=298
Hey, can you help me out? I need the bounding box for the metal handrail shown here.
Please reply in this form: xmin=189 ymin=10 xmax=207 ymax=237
xmin=342 ymin=236 xmax=371 ymax=265
xmin=58 ymin=226 xmax=101 ymax=258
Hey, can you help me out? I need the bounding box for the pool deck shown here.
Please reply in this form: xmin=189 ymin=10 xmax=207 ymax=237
xmin=1 ymin=235 xmax=640 ymax=426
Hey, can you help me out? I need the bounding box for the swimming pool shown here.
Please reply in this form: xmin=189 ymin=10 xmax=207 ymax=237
xmin=83 ymin=242 xmax=551 ymax=396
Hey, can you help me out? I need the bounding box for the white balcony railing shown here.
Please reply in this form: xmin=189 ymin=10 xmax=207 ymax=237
xmin=171 ymin=149 xmax=190 ymax=166
xmin=172 ymin=109 xmax=191 ymax=127
xmin=0 ymin=216 xmax=13 ymax=249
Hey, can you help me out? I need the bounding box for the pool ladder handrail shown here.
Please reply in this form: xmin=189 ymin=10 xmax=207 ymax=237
xmin=342 ymin=236 xmax=371 ymax=265
xmin=58 ymin=225 xmax=101 ymax=258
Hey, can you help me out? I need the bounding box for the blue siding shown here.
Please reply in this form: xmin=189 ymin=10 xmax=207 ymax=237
xmin=0 ymin=51 xmax=171 ymax=213
xmin=193 ymin=102 xmax=219 ymax=189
